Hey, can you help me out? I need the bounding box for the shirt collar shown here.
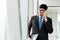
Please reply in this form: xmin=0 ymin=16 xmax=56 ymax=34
xmin=39 ymin=16 xmax=44 ymax=22
xmin=39 ymin=16 xmax=44 ymax=19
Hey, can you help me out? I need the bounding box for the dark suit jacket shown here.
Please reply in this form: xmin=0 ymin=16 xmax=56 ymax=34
xmin=28 ymin=15 xmax=53 ymax=40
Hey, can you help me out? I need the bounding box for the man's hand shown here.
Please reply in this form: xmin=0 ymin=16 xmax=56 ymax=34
xmin=43 ymin=11 xmax=47 ymax=22
xmin=27 ymin=37 xmax=31 ymax=40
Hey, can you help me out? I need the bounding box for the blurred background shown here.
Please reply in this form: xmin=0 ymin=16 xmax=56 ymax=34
xmin=0 ymin=0 xmax=60 ymax=40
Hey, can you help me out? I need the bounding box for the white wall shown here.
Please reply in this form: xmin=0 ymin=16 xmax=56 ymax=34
xmin=6 ymin=0 xmax=20 ymax=40
xmin=0 ymin=0 xmax=7 ymax=40
xmin=39 ymin=0 xmax=60 ymax=6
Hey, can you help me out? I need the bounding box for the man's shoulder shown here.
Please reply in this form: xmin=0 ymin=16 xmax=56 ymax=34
xmin=31 ymin=15 xmax=38 ymax=18
xmin=47 ymin=17 xmax=52 ymax=20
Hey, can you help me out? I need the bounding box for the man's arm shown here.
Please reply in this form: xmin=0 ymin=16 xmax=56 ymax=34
xmin=28 ymin=16 xmax=33 ymax=38
xmin=44 ymin=18 xmax=53 ymax=34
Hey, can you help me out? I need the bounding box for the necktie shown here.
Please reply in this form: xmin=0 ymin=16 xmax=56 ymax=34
xmin=39 ymin=16 xmax=43 ymax=29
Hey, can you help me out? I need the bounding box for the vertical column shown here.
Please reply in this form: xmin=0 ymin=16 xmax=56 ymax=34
xmin=37 ymin=0 xmax=39 ymax=11
xmin=28 ymin=0 xmax=34 ymax=20
xmin=20 ymin=0 xmax=28 ymax=40
xmin=33 ymin=0 xmax=38 ymax=15
xmin=18 ymin=0 xmax=22 ymax=40
xmin=0 ymin=0 xmax=7 ymax=40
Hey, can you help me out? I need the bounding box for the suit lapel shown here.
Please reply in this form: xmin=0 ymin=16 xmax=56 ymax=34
xmin=36 ymin=16 xmax=39 ymax=30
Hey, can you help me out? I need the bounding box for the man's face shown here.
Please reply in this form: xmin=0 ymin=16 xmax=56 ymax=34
xmin=38 ymin=8 xmax=45 ymax=16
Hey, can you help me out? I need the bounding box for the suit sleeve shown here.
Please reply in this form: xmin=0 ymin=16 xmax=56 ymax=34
xmin=44 ymin=18 xmax=53 ymax=34
xmin=28 ymin=17 xmax=33 ymax=38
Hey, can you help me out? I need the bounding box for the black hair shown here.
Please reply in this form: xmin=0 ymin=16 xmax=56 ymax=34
xmin=39 ymin=4 xmax=48 ymax=10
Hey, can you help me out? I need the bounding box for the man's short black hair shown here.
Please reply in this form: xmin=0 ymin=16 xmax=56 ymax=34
xmin=39 ymin=4 xmax=48 ymax=10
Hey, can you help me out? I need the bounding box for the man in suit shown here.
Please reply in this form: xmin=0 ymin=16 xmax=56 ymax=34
xmin=28 ymin=4 xmax=53 ymax=40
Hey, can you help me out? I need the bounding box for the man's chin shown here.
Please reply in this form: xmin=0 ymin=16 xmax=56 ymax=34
xmin=40 ymin=15 xmax=43 ymax=16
